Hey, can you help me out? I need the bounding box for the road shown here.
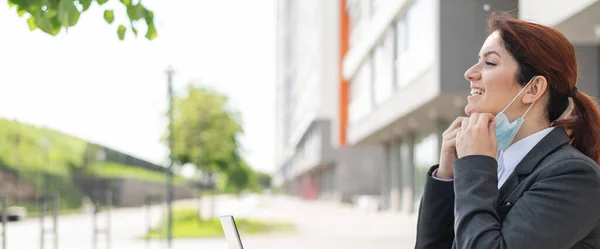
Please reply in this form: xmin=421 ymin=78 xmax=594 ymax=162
xmin=2 ymin=195 xmax=418 ymax=249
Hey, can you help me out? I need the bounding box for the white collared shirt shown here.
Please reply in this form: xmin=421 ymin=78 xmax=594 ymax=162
xmin=496 ymin=126 xmax=555 ymax=188
xmin=433 ymin=127 xmax=555 ymax=189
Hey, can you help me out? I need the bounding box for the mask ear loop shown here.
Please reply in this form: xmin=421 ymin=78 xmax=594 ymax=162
xmin=500 ymin=76 xmax=537 ymax=114
xmin=522 ymin=100 xmax=536 ymax=118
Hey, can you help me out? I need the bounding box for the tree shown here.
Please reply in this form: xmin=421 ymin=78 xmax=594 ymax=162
xmin=6 ymin=0 xmax=157 ymax=40
xmin=168 ymin=84 xmax=252 ymax=193
xmin=254 ymin=171 xmax=272 ymax=190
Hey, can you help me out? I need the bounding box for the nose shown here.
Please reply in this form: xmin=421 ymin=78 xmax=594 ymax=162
xmin=464 ymin=63 xmax=481 ymax=82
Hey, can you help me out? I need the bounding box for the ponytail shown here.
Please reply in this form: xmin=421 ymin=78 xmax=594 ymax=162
xmin=554 ymin=90 xmax=600 ymax=164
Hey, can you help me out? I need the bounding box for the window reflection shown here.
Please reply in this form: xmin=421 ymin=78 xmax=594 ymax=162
xmin=413 ymin=132 xmax=438 ymax=204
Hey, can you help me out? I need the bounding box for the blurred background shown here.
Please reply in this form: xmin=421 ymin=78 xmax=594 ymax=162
xmin=0 ymin=0 xmax=599 ymax=248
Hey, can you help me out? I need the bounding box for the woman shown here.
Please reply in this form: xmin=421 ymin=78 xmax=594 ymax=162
xmin=415 ymin=12 xmax=600 ymax=249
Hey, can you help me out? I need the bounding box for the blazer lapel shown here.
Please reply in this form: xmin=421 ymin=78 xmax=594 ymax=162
xmin=496 ymin=127 xmax=571 ymax=205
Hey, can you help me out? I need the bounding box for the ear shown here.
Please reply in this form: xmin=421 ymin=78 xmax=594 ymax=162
xmin=522 ymin=76 xmax=548 ymax=104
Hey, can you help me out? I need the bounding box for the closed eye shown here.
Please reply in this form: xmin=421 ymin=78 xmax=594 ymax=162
xmin=485 ymin=61 xmax=496 ymax=66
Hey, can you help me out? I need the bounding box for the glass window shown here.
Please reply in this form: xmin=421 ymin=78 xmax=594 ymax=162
xmin=407 ymin=0 xmax=434 ymax=71
xmin=394 ymin=15 xmax=408 ymax=89
xmin=373 ymin=28 xmax=395 ymax=105
xmin=394 ymin=0 xmax=435 ymax=89
xmin=395 ymin=16 xmax=408 ymax=63
xmin=346 ymin=0 xmax=363 ymax=46
xmin=371 ymin=0 xmax=391 ymax=17
xmin=413 ymin=132 xmax=439 ymax=205
xmin=349 ymin=57 xmax=373 ymax=123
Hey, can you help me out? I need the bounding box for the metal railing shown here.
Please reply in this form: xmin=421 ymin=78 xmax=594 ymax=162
xmin=39 ymin=192 xmax=59 ymax=249
xmin=92 ymin=191 xmax=112 ymax=249
xmin=145 ymin=195 xmax=164 ymax=249
xmin=0 ymin=196 xmax=7 ymax=249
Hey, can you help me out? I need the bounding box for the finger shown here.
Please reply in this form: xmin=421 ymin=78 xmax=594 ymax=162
xmin=476 ymin=113 xmax=492 ymax=128
xmin=484 ymin=113 xmax=495 ymax=121
xmin=455 ymin=130 xmax=461 ymax=147
xmin=444 ymin=117 xmax=466 ymax=135
xmin=445 ymin=127 xmax=461 ymax=139
xmin=461 ymin=118 xmax=468 ymax=134
xmin=469 ymin=113 xmax=479 ymax=128
xmin=447 ymin=137 xmax=457 ymax=146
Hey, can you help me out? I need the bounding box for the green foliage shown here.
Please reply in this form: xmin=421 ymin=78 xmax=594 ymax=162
xmin=0 ymin=118 xmax=86 ymax=175
xmin=0 ymin=117 xmax=195 ymax=212
xmin=86 ymin=162 xmax=186 ymax=185
xmin=170 ymin=84 xmax=243 ymax=170
xmin=0 ymin=117 xmax=185 ymax=188
xmin=103 ymin=10 xmax=114 ymax=24
xmin=144 ymin=208 xmax=295 ymax=239
xmin=167 ymin=84 xmax=271 ymax=194
xmin=7 ymin=0 xmax=157 ymax=40
xmin=254 ymin=171 xmax=272 ymax=189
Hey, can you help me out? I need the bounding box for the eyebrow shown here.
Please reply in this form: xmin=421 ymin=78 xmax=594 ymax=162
xmin=479 ymin=50 xmax=501 ymax=59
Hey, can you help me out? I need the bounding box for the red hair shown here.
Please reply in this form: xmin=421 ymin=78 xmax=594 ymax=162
xmin=487 ymin=12 xmax=600 ymax=164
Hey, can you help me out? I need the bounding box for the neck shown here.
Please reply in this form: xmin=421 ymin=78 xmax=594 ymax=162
xmin=510 ymin=116 xmax=550 ymax=146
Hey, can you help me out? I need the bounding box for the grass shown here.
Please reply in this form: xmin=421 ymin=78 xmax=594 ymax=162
xmin=143 ymin=208 xmax=295 ymax=239
xmin=87 ymin=162 xmax=186 ymax=185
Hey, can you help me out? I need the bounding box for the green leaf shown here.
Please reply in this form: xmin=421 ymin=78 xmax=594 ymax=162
xmin=145 ymin=22 xmax=157 ymax=40
xmin=103 ymin=10 xmax=114 ymax=24
xmin=144 ymin=9 xmax=154 ymax=22
xmin=130 ymin=22 xmax=137 ymax=35
xmin=79 ymin=0 xmax=92 ymax=11
xmin=35 ymin=15 xmax=53 ymax=34
xmin=120 ymin=0 xmax=131 ymax=6
xmin=97 ymin=0 xmax=109 ymax=5
xmin=126 ymin=4 xmax=143 ymax=21
xmin=8 ymin=0 xmax=24 ymax=8
xmin=27 ymin=16 xmax=37 ymax=31
xmin=17 ymin=8 xmax=27 ymax=17
xmin=55 ymin=0 xmax=80 ymax=27
xmin=45 ymin=9 xmax=58 ymax=18
xmin=117 ymin=25 xmax=126 ymax=40
xmin=67 ymin=5 xmax=80 ymax=26
xmin=50 ymin=16 xmax=62 ymax=35
xmin=57 ymin=0 xmax=71 ymax=26
xmin=16 ymin=5 xmax=27 ymax=16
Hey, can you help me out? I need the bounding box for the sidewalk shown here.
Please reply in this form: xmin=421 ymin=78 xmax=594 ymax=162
xmin=179 ymin=194 xmax=419 ymax=249
xmin=3 ymin=194 xmax=418 ymax=249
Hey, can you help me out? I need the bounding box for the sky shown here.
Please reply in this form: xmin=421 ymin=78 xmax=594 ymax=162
xmin=0 ymin=0 xmax=277 ymax=174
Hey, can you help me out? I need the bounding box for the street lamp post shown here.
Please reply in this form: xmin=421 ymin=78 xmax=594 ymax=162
xmin=165 ymin=65 xmax=176 ymax=249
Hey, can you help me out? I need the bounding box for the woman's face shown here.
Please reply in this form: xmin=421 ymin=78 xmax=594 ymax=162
xmin=464 ymin=31 xmax=524 ymax=118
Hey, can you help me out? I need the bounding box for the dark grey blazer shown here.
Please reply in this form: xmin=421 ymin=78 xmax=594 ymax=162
xmin=415 ymin=127 xmax=600 ymax=249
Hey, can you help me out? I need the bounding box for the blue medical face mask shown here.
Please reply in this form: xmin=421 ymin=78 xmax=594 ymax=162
xmin=494 ymin=77 xmax=537 ymax=151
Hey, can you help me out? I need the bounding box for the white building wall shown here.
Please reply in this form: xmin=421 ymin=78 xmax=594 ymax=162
xmin=319 ymin=0 xmax=340 ymax=146
xmin=275 ymin=0 xmax=340 ymax=183
xmin=519 ymin=0 xmax=599 ymax=26
xmin=344 ymin=0 xmax=439 ymax=145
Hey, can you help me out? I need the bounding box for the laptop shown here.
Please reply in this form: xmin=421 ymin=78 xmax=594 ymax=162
xmin=219 ymin=215 xmax=245 ymax=249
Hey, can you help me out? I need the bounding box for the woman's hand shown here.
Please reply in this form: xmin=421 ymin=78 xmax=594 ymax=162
xmin=456 ymin=113 xmax=498 ymax=159
xmin=437 ymin=117 xmax=468 ymax=179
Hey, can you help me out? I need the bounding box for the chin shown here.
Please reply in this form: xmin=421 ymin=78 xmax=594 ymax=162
xmin=464 ymin=105 xmax=476 ymax=116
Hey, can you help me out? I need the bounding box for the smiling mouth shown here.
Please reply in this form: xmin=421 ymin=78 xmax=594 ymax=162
xmin=470 ymin=89 xmax=485 ymax=96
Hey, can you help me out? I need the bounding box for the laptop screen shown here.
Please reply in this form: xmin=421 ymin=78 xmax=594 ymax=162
xmin=220 ymin=215 xmax=244 ymax=249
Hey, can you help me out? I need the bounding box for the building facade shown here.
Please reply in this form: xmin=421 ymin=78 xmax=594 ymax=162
xmin=273 ymin=0 xmax=341 ymax=199
xmin=274 ymin=0 xmax=600 ymax=212
xmin=273 ymin=0 xmax=385 ymax=203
